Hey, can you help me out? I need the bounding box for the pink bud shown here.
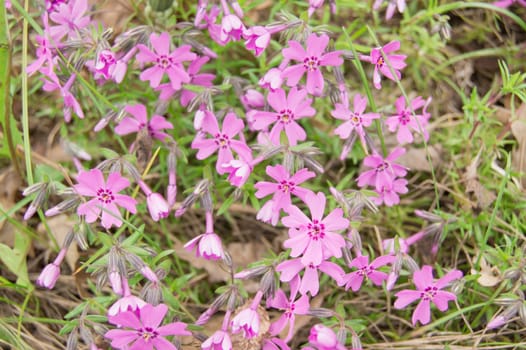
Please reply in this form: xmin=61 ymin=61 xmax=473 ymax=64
xmin=231 ymin=308 xmax=260 ymax=339
xmin=259 ymin=68 xmax=283 ymax=91
xmin=147 ymin=193 xmax=170 ymax=221
xmin=36 ymin=263 xmax=60 ymax=289
xmin=309 ymin=324 xmax=340 ymax=349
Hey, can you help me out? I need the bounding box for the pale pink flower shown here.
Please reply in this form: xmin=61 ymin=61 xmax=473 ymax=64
xmin=220 ymin=14 xmax=245 ymax=42
xmin=231 ymin=291 xmax=264 ymax=339
xmin=308 ymin=324 xmax=346 ymax=350
xmin=259 ymin=68 xmax=284 ymax=91
xmin=36 ymin=248 xmax=66 ymax=289
xmin=250 ymin=87 xmax=315 ymax=146
xmin=185 ymin=211 xmax=224 ymax=260
xmin=357 ymin=147 xmax=407 ymax=191
xmin=202 ymin=330 xmax=232 ymax=350
xmin=108 ymin=294 xmax=146 ymax=317
xmin=115 ymin=103 xmax=173 ymax=141
xmin=240 ymin=89 xmax=265 ymax=110
xmin=308 ymin=0 xmax=325 ymax=17
xmin=282 ymin=192 xmax=349 ymax=266
xmin=385 ymin=96 xmax=429 ymax=144
xmin=282 ymin=33 xmax=343 ymax=96
xmin=136 ymin=32 xmax=196 ymax=89
xmin=332 ymin=93 xmax=380 ymax=143
xmin=255 ymin=165 xmax=315 ymax=225
xmin=268 ymin=285 xmax=310 ymax=341
xmin=191 ymin=112 xmax=251 ymax=174
xmin=46 ymin=0 xmax=67 ymax=12
xmin=394 ymin=265 xmax=463 ymax=325
xmin=492 ymin=0 xmax=526 ymax=7
xmin=360 ymin=40 xmax=407 ymax=89
xmin=48 ymin=0 xmax=91 ymax=41
xmin=277 ymin=258 xmax=344 ymax=296
xmin=105 ymin=303 xmax=191 ymax=350
xmin=222 ymin=156 xmax=253 ymax=187
xmin=341 ymin=255 xmax=396 ymax=291
xmin=372 ymin=178 xmax=408 ymax=206
xmin=243 ymin=26 xmax=270 ymax=56
xmin=41 ymin=71 xmax=84 ymax=122
xmin=374 ymin=0 xmax=406 ymax=20
xmin=74 ymin=169 xmax=137 ymax=229
xmin=146 ymin=193 xmax=170 ymax=221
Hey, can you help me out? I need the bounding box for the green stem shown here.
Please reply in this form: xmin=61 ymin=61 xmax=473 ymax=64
xmin=21 ymin=0 xmax=33 ymax=185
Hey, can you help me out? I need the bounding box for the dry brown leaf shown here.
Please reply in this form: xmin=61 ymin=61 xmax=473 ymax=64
xmin=464 ymin=148 xmax=496 ymax=209
xmin=471 ymin=256 xmax=501 ymax=287
xmin=37 ymin=214 xmax=78 ymax=271
xmin=0 ymin=167 xmax=22 ymax=234
xmin=397 ymin=145 xmax=442 ymax=172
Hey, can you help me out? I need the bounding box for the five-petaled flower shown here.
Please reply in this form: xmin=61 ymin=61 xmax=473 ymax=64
xmin=360 ymin=40 xmax=407 ymax=89
xmin=385 ymin=96 xmax=430 ymax=144
xmin=332 ymin=93 xmax=380 ymax=145
xmin=341 ymin=254 xmax=396 ymax=292
xmin=105 ymin=303 xmax=191 ymax=350
xmin=115 ymin=103 xmax=174 ymax=141
xmin=282 ymin=33 xmax=343 ymax=96
xmin=74 ymin=169 xmax=137 ymax=229
xmin=394 ymin=265 xmax=462 ymax=325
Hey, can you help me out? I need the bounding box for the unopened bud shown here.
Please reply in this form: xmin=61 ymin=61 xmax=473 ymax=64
xmin=308 ymin=308 xmax=334 ymax=318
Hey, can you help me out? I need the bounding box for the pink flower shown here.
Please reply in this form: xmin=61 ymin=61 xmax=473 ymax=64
xmin=341 ymin=255 xmax=396 ymax=291
xmin=492 ymin=0 xmax=526 ymax=7
xmin=373 ymin=0 xmax=406 ymax=20
xmin=136 ymin=32 xmax=197 ymax=89
xmin=308 ymin=324 xmax=346 ymax=350
xmin=74 ymin=169 xmax=137 ymax=229
xmin=202 ymin=330 xmax=232 ymax=350
xmin=48 ymin=0 xmax=91 ymax=41
xmin=360 ymin=41 xmax=407 ymax=89
xmin=250 ymin=87 xmax=315 ymax=146
xmin=372 ymin=178 xmax=408 ymax=206
xmin=277 ymin=258 xmax=344 ymax=296
xmin=259 ymin=68 xmax=284 ymax=91
xmin=108 ymin=294 xmax=147 ymax=317
xmin=220 ymin=14 xmax=245 ymax=42
xmin=240 ymin=89 xmax=265 ymax=110
xmin=191 ymin=112 xmax=251 ymax=174
xmin=263 ymin=337 xmax=291 ymax=350
xmin=255 ymin=165 xmax=315 ymax=225
xmin=42 ymin=71 xmax=84 ymax=122
xmin=282 ymin=192 xmax=349 ymax=266
xmin=385 ymin=96 xmax=429 ymax=144
xmin=394 ymin=265 xmax=463 ymax=325
xmin=332 ymin=93 xmax=380 ymax=143
xmin=222 ymin=157 xmax=253 ymax=187
xmin=115 ymin=103 xmax=173 ymax=141
xmin=308 ymin=0 xmax=325 ymax=17
xmin=46 ymin=0 xmax=67 ymax=12
xmin=36 ymin=248 xmax=66 ymax=289
xmin=243 ymin=26 xmax=270 ymax=56
xmin=282 ymin=33 xmax=342 ymax=96
xmin=105 ymin=303 xmax=191 ymax=350
xmin=357 ymin=147 xmax=407 ymax=191
xmin=93 ymin=49 xmax=117 ymax=80
xmin=268 ymin=284 xmax=310 ymax=341
xmin=146 ymin=193 xmax=170 ymax=221
xmin=185 ymin=211 xmax=224 ymax=260
xmin=231 ymin=308 xmax=260 ymax=339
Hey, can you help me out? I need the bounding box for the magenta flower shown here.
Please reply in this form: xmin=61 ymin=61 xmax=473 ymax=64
xmin=394 ymin=265 xmax=463 ymax=325
xmin=255 ymin=165 xmax=315 ymax=225
xmin=202 ymin=330 xmax=232 ymax=350
xmin=42 ymin=71 xmax=84 ymax=122
xmin=372 ymin=178 xmax=408 ymax=207
xmin=243 ymin=26 xmax=270 ymax=56
xmin=191 ymin=112 xmax=251 ymax=174
xmin=105 ymin=303 xmax=191 ymax=350
xmin=331 ymin=93 xmax=380 ymax=143
xmin=74 ymin=169 xmax=137 ymax=229
xmin=92 ymin=49 xmax=117 ymax=81
xmin=281 ymin=33 xmax=342 ymax=96
xmin=373 ymin=0 xmax=406 ymax=20
xmin=357 ymin=147 xmax=407 ymax=191
xmin=250 ymin=87 xmax=315 ymax=146
xmin=385 ymin=96 xmax=429 ymax=144
xmin=493 ymin=0 xmax=526 ymax=7
xmin=268 ymin=285 xmax=310 ymax=341
xmin=277 ymin=258 xmax=344 ymax=296
xmin=48 ymin=0 xmax=91 ymax=41
xmin=360 ymin=41 xmax=407 ymax=89
xmin=282 ymin=192 xmax=349 ymax=266
xmin=341 ymin=255 xmax=396 ymax=292
xmin=115 ymin=104 xmax=173 ymax=141
xmin=220 ymin=14 xmax=245 ymax=42
xmin=136 ymin=32 xmax=197 ymax=89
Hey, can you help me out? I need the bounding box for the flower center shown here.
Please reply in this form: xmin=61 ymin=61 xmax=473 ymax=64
xmin=96 ymin=188 xmax=114 ymax=204
xmin=350 ymin=113 xmax=362 ymax=126
xmin=398 ymin=111 xmax=411 ymax=125
xmin=286 ymin=302 xmax=296 ymax=317
xmin=138 ymin=327 xmax=159 ymax=342
xmin=307 ymin=219 xmax=325 ymax=240
xmin=157 ymin=55 xmax=172 ymax=69
xmin=303 ymin=56 xmax=320 ymax=71
xmin=358 ymin=265 xmax=373 ymax=277
xmin=376 ymin=56 xmax=385 ymax=67
xmin=278 ymin=109 xmax=294 ymax=124
xmin=421 ymin=286 xmax=438 ymax=300
xmin=214 ymin=133 xmax=230 ymax=148
xmin=376 ymin=161 xmax=389 ymax=173
xmin=278 ymin=180 xmax=295 ymax=194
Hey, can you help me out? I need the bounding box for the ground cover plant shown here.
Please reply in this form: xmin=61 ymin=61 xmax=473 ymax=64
xmin=1 ymin=0 xmax=526 ymax=349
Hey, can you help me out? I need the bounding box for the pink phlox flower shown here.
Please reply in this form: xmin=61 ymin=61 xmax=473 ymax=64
xmin=360 ymin=40 xmax=407 ymax=89
xmin=220 ymin=14 xmax=245 ymax=43
xmin=308 ymin=324 xmax=346 ymax=350
xmin=255 ymin=165 xmax=315 ymax=226
xmin=373 ymin=0 xmax=406 ymax=20
xmin=241 ymin=88 xmax=265 ymax=110
xmin=105 ymin=303 xmax=191 ymax=350
xmin=281 ymin=33 xmax=343 ymax=96
xmin=277 ymin=258 xmax=344 ymax=296
xmin=193 ymin=106 xmax=217 ymax=131
xmin=230 ymin=291 xmax=263 ymax=339
xmin=282 ymin=192 xmax=349 ymax=266
xmin=201 ymin=329 xmax=232 ymax=350
xmin=493 ymin=0 xmax=526 ymax=7
xmin=48 ymin=0 xmax=91 ymax=41
xmin=27 ymin=13 xmax=56 ymax=76
xmin=36 ymin=248 xmax=66 ymax=289
xmin=114 ymin=103 xmax=173 ymax=141
xmin=250 ymin=87 xmax=315 ymax=146
xmin=372 ymin=177 xmax=408 ymax=207
xmin=46 ymin=0 xmax=67 ymax=12
xmin=92 ymin=49 xmax=117 ymax=81
xmin=222 ymin=155 xmax=254 ymax=187
xmin=341 ymin=254 xmax=396 ymax=291
xmin=108 ymin=294 xmax=147 ymax=317
xmin=332 ymin=93 xmax=380 ymax=144
xmin=357 ymin=147 xmax=407 ymax=191
xmin=136 ymin=32 xmax=196 ymax=89
xmin=41 ymin=70 xmax=84 ymax=122
xmin=74 ymin=169 xmax=137 ymax=229
xmin=267 ymin=280 xmax=310 ymax=342
xmin=394 ymin=265 xmax=463 ymax=325
xmin=263 ymin=337 xmax=291 ymax=350
xmin=385 ymin=96 xmax=429 ymax=144
xmin=243 ymin=25 xmax=270 ymax=56
xmin=308 ymin=0 xmax=325 ymax=17
xmin=201 ymin=6 xmax=226 ymax=45
xmin=191 ymin=112 xmax=251 ymax=174
xmin=259 ymin=68 xmax=284 ymax=92
xmin=184 ymin=232 xmax=224 ymax=260
xmin=146 ymin=192 xmax=170 ymax=221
